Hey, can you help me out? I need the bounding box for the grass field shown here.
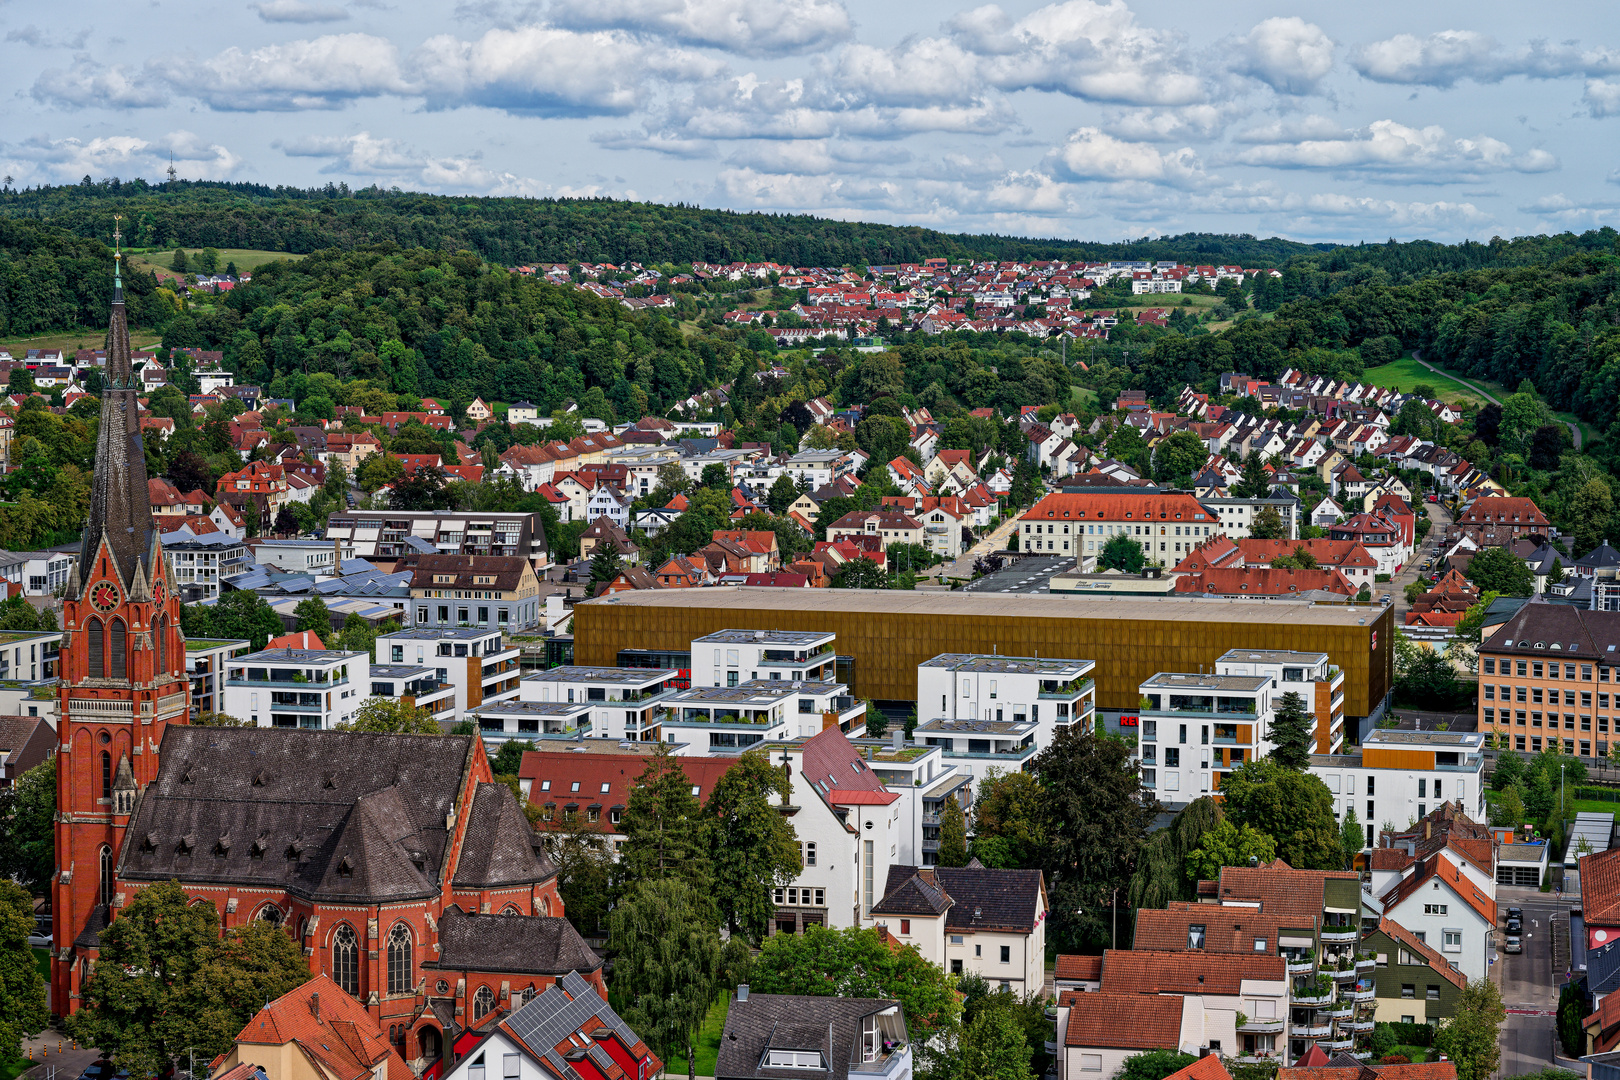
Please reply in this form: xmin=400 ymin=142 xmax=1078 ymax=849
xmin=128 ymin=248 xmax=305 ymax=282
xmin=662 ymin=995 xmax=728 ymax=1077
xmin=1 ymin=329 xmax=161 ymax=353
xmin=33 ymin=947 xmax=49 ymax=982
xmin=1363 ymin=358 xmax=1490 ymax=405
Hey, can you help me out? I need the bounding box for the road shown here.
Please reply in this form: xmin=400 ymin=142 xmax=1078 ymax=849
xmin=1495 ymin=889 xmax=1572 ymax=1078
xmin=1383 ymin=496 xmax=1452 ymax=617
xmin=1411 ymin=350 xmax=1582 ymax=451
xmin=942 ymin=513 xmax=1021 ymax=580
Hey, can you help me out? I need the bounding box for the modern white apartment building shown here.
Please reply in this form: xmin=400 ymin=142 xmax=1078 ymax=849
xmin=224 ymin=647 xmax=371 ymax=729
xmin=375 ymin=627 xmax=521 ymax=717
xmin=1137 ymin=671 xmax=1275 ymax=807
xmin=185 ymin=637 xmax=251 ymax=718
xmin=1310 ymin=729 xmax=1487 ymax=850
xmin=912 ymin=716 xmax=1038 ymax=781
xmin=854 ymin=736 xmax=973 ymax=868
xmin=468 ymin=699 xmax=595 ymax=745
xmin=916 ymin=653 xmax=1096 ymax=751
xmin=250 ymin=538 xmax=356 ymax=575
xmin=518 ymin=666 xmax=678 ymax=741
xmin=661 ymin=678 xmax=865 ymax=754
xmin=1215 ymin=648 xmax=1348 ymax=755
xmin=690 ymin=629 xmax=838 ymax=688
xmin=366 ymin=663 xmax=457 ymax=725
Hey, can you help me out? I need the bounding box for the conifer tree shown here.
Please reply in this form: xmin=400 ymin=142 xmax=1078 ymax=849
xmin=938 ymin=794 xmax=969 ymax=867
xmin=617 ymin=743 xmax=713 ymax=908
xmin=1266 ymin=691 xmax=1314 ymax=770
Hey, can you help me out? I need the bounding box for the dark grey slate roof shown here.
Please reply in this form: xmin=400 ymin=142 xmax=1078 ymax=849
xmin=119 ymin=727 xmax=477 ymax=903
xmin=425 ymin=908 xmax=601 ymax=977
xmin=869 ymin=865 xmax=1045 ymax=933
xmin=451 ymin=783 xmax=557 ymax=888
xmin=716 ymin=995 xmax=906 ymax=1080
xmin=74 ymin=904 xmax=109 ymax=949
xmin=869 ymin=868 xmax=952 ymax=917
xmin=1591 ymin=938 xmax=1620 ymax=997
xmin=1579 ymin=541 xmax=1620 ymax=570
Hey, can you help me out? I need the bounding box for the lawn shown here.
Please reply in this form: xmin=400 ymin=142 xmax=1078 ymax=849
xmin=662 ymin=995 xmax=729 ymax=1077
xmin=0 ymin=1058 xmax=27 ymax=1080
xmin=1 ymin=328 xmax=162 ymax=354
xmin=1363 ymin=357 xmax=1490 ymax=405
xmin=33 ymin=947 xmax=49 ymax=983
xmin=128 ymin=248 xmax=305 ymax=274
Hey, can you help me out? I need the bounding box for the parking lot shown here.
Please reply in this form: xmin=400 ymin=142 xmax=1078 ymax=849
xmin=959 ymin=555 xmax=1076 ymax=594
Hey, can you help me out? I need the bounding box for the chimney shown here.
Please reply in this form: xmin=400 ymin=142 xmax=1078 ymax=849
xmin=892 ymin=728 xmax=903 ymax=752
xmin=309 ymin=991 xmax=321 ymax=1024
xmin=333 ymin=534 xmax=343 ymax=575
xmin=736 ymin=984 xmax=749 ymax=1003
xmin=1424 ymin=820 xmax=1432 ymax=840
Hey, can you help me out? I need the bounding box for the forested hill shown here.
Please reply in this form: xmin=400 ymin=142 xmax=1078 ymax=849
xmin=0 ymin=180 xmax=1329 ymax=268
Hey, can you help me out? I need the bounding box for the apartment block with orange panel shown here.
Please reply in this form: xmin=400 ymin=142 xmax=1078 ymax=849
xmin=1476 ymin=603 xmax=1620 ymax=758
xmin=1137 ymin=670 xmax=1275 ymax=807
xmin=1216 ymin=649 xmax=1348 ymax=755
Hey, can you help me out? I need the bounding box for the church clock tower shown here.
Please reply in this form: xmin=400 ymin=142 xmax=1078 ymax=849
xmin=51 ymin=219 xmax=189 ymax=1015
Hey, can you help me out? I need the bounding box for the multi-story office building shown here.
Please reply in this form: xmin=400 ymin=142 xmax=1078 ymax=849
xmin=367 ymin=663 xmax=457 ymax=724
xmin=1137 ymin=671 xmax=1275 ymax=806
xmin=1215 ymin=649 xmax=1347 ymax=754
xmin=519 ymin=666 xmax=678 ymax=741
xmin=1018 ymin=492 xmax=1224 ymax=566
xmin=325 ymin=510 xmax=550 ymax=566
xmin=249 ymin=538 xmax=356 ymax=575
xmin=1477 ymin=602 xmax=1620 ymax=756
xmin=916 ymin=653 xmax=1096 ymax=753
xmin=1310 ymin=729 xmax=1487 ymax=850
xmin=468 ymin=699 xmax=594 ymax=745
xmin=376 ymin=627 xmax=520 ymax=717
xmin=404 ymin=553 xmax=544 ymax=632
xmin=690 ymin=628 xmax=838 ymax=687
xmin=660 ymin=679 xmax=865 ymax=754
xmin=162 ymin=533 xmax=250 ymax=601
xmin=184 ymin=637 xmax=251 ymax=718
xmin=223 ymin=647 xmax=371 ymax=729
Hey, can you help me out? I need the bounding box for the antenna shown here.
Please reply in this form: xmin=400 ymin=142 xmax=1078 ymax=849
xmin=167 ymin=152 xmax=178 ymax=188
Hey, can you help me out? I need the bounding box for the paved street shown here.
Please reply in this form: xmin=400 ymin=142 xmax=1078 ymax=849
xmin=17 ymin=1029 xmax=100 ymax=1080
xmin=1383 ymin=497 xmax=1454 ymax=618
xmin=942 ymin=513 xmax=1021 ymax=580
xmin=1495 ymin=888 xmax=1574 ymax=1078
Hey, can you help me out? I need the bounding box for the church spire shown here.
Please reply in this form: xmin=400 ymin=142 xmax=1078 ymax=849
xmin=78 ymin=217 xmax=154 ymax=591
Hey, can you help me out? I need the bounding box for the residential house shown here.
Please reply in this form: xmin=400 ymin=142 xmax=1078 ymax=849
xmin=207 ymin=974 xmax=413 ymax=1080
xmin=1359 ymin=917 xmax=1469 ymax=1024
xmin=402 ymin=553 xmax=544 ymax=632
xmin=866 ymin=865 xmax=1047 ymax=991
xmin=715 ymin=991 xmax=910 ymax=1080
xmin=1020 ymin=492 xmax=1222 ymax=567
xmin=0 ymin=715 xmax=54 ymax=786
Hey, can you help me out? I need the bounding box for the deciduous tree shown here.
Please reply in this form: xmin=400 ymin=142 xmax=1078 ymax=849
xmin=1183 ymin=816 xmax=1277 ymax=883
xmin=339 ymin=696 xmax=439 ymax=734
xmin=1466 ymin=546 xmax=1533 ymax=597
xmin=938 ymin=794 xmax=968 ymax=867
xmin=609 ymin=878 xmax=726 ymax=1079
xmin=749 ymin=925 xmax=961 ymax=1037
xmin=703 ymin=750 xmax=800 ymax=943
xmin=1218 ymin=758 xmax=1342 ymax=870
xmin=970 ymin=768 xmax=1046 ymax=870
xmin=1434 ymin=979 xmax=1505 ymax=1080
xmin=293 ymin=596 xmax=331 ymax=636
xmin=1099 ymin=532 xmax=1145 ymax=572
xmin=0 ymin=880 xmax=47 ymax=1065
xmin=0 ymin=757 xmax=54 ymax=894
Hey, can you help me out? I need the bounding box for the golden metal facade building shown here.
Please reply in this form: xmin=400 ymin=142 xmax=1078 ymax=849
xmin=574 ymin=589 xmax=1395 ymax=720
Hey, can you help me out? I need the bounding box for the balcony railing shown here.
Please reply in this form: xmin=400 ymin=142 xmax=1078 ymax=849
xmin=1295 ymin=1023 xmax=1331 ymax=1037
xmin=1348 ymin=1020 xmax=1375 ymax=1033
xmin=1350 ymin=987 xmax=1375 ymax=1002
xmin=1320 ymin=926 xmax=1358 ymax=943
xmin=1285 ymin=958 xmax=1315 ymax=975
xmin=1237 ymin=1018 xmax=1285 ymax=1033
xmin=1324 ymin=1004 xmax=1353 ymax=1019
xmin=1355 ymin=958 xmax=1376 ymax=972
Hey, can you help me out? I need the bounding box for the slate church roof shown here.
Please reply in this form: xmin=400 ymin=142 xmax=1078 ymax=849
xmin=425 ymin=907 xmax=602 ymax=977
xmin=119 ymin=727 xmax=555 ymax=903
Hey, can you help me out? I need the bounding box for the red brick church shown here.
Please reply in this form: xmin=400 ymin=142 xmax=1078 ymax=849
xmin=52 ymin=234 xmax=601 ymax=1077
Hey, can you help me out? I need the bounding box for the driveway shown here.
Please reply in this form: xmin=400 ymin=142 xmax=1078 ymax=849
xmin=1494 ymin=889 xmax=1574 ymax=1078
xmin=1412 ymin=349 xmax=1581 ymax=451
xmin=942 ymin=513 xmax=1021 ymax=580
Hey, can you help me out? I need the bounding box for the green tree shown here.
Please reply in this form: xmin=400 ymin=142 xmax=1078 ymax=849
xmin=1341 ymin=807 xmax=1365 ymax=866
xmin=491 ymin=738 xmax=537 ymax=776
xmin=767 ymin=473 xmax=800 ymax=514
xmin=0 ymin=880 xmax=47 ymax=1066
xmin=749 ymin=925 xmax=962 ymax=1037
xmin=339 ymin=696 xmax=439 ymax=733
xmin=0 ymin=757 xmax=55 ymax=894
xmin=197 ymin=247 xmax=220 ymax=275
xmin=67 ymin=881 xmax=222 ymax=1077
xmin=1570 ymin=477 xmax=1615 ymax=555
xmin=545 ymin=815 xmax=615 ymax=935
xmin=970 ymin=768 xmax=1047 ymax=870
xmin=1153 ymin=430 xmax=1208 ymax=484
xmin=1035 ymin=725 xmax=1159 ymax=951
xmin=1100 ymin=532 xmax=1146 ymax=573
xmin=1490 ymin=783 xmax=1527 ymax=827
xmin=959 ymin=1006 xmax=1036 ymax=1080
xmin=6 ymin=368 xmax=36 ymax=397
xmin=1249 ymin=506 xmax=1286 ymax=540
xmin=938 ymin=794 xmax=969 ymax=867
xmin=1466 ymin=546 xmax=1534 ymax=597
xmin=1183 ymin=816 xmax=1277 ymax=882
xmin=1492 ymin=750 xmax=1525 ymax=791
xmin=1128 ymin=798 xmax=1218 ymax=911
xmin=865 ymin=707 xmax=889 ymax=739
xmin=180 ymin=588 xmax=284 ymax=649
xmin=1232 ymin=454 xmax=1270 ymax=499
xmin=177 ymin=919 xmax=312 ymax=1061
xmin=700 ymin=463 xmax=731 ymax=489
xmin=1118 ymin=1050 xmax=1198 ymax=1080
xmin=242 ymin=499 xmax=261 ymax=538
xmin=589 ymin=544 xmax=624 ymax=587
xmin=1548 ymin=558 xmax=1565 ymax=585
xmin=1433 ymin=979 xmax=1505 ymax=1080
xmin=1398 ymin=649 xmax=1464 ymax=710
xmin=703 ymin=750 xmax=801 ymax=943
xmin=1266 ymin=690 xmax=1313 ymax=770
xmin=1524 ymin=769 xmax=1555 ymax=820
xmin=292 ymin=596 xmax=331 ymax=636
xmin=831 ymin=555 xmax=887 ymax=589
xmin=608 ymin=878 xmax=725 ymax=1078
xmin=170 ymin=247 xmax=189 ymax=272
xmin=618 ymin=742 xmax=712 ymax=902
xmin=1219 ymin=758 xmax=1342 ymax=869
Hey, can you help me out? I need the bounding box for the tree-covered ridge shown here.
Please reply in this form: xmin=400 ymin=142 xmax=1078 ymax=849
xmin=1 ymin=180 xmax=1332 ymax=268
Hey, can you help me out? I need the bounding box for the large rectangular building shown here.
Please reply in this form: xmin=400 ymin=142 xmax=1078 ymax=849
xmin=325 ymin=510 xmax=549 ymax=566
xmin=574 ymin=589 xmax=1394 ymax=721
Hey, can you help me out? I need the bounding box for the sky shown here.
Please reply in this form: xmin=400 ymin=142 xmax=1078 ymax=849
xmin=5 ymin=0 xmax=1620 ymax=245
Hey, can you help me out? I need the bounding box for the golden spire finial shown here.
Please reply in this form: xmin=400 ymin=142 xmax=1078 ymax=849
xmin=112 ymin=215 xmax=124 ymax=293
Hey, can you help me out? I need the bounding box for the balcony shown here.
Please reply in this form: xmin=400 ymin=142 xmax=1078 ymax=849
xmin=1040 ymin=678 xmax=1095 ymax=700
xmin=1355 ymin=958 xmax=1376 ymax=972
xmin=1351 ymin=987 xmax=1376 ymax=1002
xmin=1324 ymin=1004 xmax=1353 ymax=1019
xmin=1320 ymin=926 xmax=1358 ymax=943
xmin=1292 ymin=983 xmax=1333 ymax=1007
xmin=1329 ymin=965 xmax=1357 ymax=981
xmin=1285 ymin=958 xmax=1315 ymax=975
xmin=1294 ymin=1023 xmax=1331 ymax=1037
xmin=1237 ymin=1018 xmax=1285 ymax=1034
xmin=1348 ymin=1020 xmax=1375 ymax=1033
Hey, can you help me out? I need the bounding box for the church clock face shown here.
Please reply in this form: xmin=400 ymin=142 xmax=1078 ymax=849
xmin=152 ymin=579 xmax=165 ymax=604
xmin=88 ymin=582 xmax=119 ymax=612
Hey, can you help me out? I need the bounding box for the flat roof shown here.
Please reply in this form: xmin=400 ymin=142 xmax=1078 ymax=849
xmin=232 ymin=647 xmax=365 ymax=664
xmin=693 ymin=629 xmax=835 ymax=645
xmin=586 ymin=587 xmax=1386 ymax=626
xmin=184 ymin=637 xmax=251 ymax=651
xmin=916 ymin=717 xmax=1036 ymax=736
xmin=1218 ymin=649 xmax=1330 ymax=665
xmin=471 ymin=700 xmax=593 ymax=716
xmin=380 ymin=627 xmax=505 ymax=640
xmin=666 ymin=684 xmax=801 ymax=704
xmin=920 ymin=653 xmax=1094 ymax=675
xmin=521 ymin=666 xmax=673 ymax=685
xmin=369 ymin=664 xmax=438 ymax=678
xmin=1362 ymin=729 xmax=1485 ymax=748
xmin=1141 ymin=672 xmax=1271 ymax=692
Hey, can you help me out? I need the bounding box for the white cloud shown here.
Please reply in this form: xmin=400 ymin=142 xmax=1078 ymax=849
xmin=2 ymin=130 xmax=242 ymax=185
xmin=6 ymin=25 xmax=90 ymax=47
xmin=278 ymin=130 xmax=554 ymax=194
xmin=1231 ymin=114 xmax=1350 ymax=144
xmin=1351 ymin=31 xmax=1620 ymax=87
xmin=590 ymin=129 xmax=716 ymax=158
xmin=157 ymin=33 xmax=411 ymax=110
xmin=1104 ymin=104 xmax=1237 ymax=142
xmin=550 ymin=0 xmax=852 ymax=56
xmin=32 ymin=58 xmax=168 ymax=108
xmin=947 ymin=0 xmax=1204 ymax=106
xmin=1048 ymin=126 xmax=1204 ymax=185
xmin=662 ymin=74 xmax=1019 ymax=141
xmin=1233 ymin=17 xmax=1334 ymax=95
xmin=1234 ymin=119 xmax=1557 ymax=177
xmin=250 ymin=0 xmax=350 ymax=23
xmin=412 ymin=25 xmax=719 ymax=115
xmin=830 ymin=38 xmax=983 ymax=107
xmin=1586 ymin=79 xmax=1620 ymax=117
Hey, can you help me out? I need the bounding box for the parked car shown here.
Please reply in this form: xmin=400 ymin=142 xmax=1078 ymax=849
xmin=1427 ymin=494 xmax=1439 ymax=503
xmin=26 ymin=930 xmax=51 ymax=949
xmin=1504 ymin=934 xmax=1522 ymax=954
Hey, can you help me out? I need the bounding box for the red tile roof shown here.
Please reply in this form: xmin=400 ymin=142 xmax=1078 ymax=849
xmin=518 ymin=750 xmax=739 ymax=834
xmin=1062 ymin=990 xmax=1184 ymax=1050
xmin=1583 ymin=846 xmax=1620 ymax=926
xmin=1164 ymin=1055 xmax=1234 ymax=1080
xmin=1279 ymin=1064 xmax=1456 ymax=1080
xmin=1373 ymin=918 xmax=1467 ymax=992
xmin=1100 ymin=948 xmax=1286 ymax=995
xmin=1021 ymin=492 xmax=1218 ymax=523
xmin=230 ymin=973 xmax=412 ymax=1080
xmin=1055 ymin=954 xmax=1103 ymax=981
xmin=1173 ymin=567 xmax=1354 ymax=596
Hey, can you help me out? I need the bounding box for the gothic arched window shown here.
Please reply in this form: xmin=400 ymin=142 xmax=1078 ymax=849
xmin=386 ymin=923 xmax=413 ymax=995
xmin=101 ymin=751 xmax=111 ymax=800
xmin=109 ymin=618 xmax=127 ymax=680
xmin=156 ymin=615 xmax=168 ymax=677
xmin=332 ymin=924 xmax=359 ymax=997
xmin=99 ymin=845 xmax=114 ymax=907
xmin=87 ymin=617 xmax=104 ymax=677
xmin=472 ymin=984 xmax=495 ymax=1021
xmin=256 ymin=903 xmax=283 ymax=926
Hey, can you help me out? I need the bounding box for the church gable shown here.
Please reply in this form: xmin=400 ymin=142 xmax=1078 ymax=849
xmin=450 ymin=783 xmax=558 ymax=891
